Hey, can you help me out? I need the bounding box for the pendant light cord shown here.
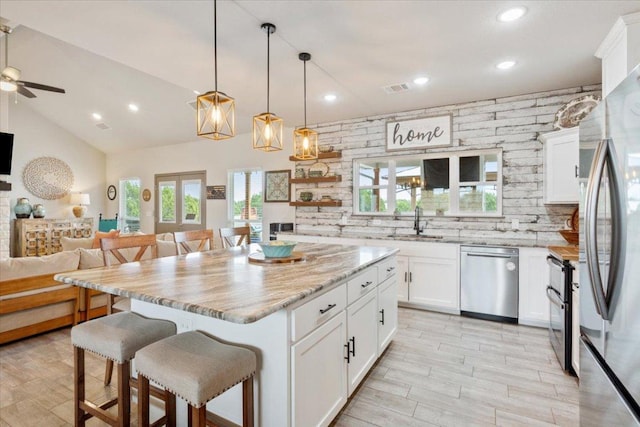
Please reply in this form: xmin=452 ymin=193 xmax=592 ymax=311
xmin=303 ymin=58 xmax=307 ymax=127
xmin=266 ymin=27 xmax=270 ymax=112
xmin=214 ymin=0 xmax=218 ymax=92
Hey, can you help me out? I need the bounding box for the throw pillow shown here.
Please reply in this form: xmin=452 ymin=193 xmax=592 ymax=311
xmin=61 ymin=236 xmax=93 ymax=251
xmin=92 ymin=230 xmax=121 ymax=249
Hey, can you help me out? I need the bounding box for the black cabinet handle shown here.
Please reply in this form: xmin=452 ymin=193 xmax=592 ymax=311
xmin=350 ymin=336 xmax=356 ymax=357
xmin=404 ymin=272 xmax=408 ymax=283
xmin=409 ymin=272 xmax=413 ymax=282
xmin=386 ymin=266 xmax=395 ymax=272
xmin=380 ymin=308 xmax=385 ymax=325
xmin=575 ymin=165 xmax=579 ymax=178
xmin=361 ymin=281 xmax=373 ymax=288
xmin=344 ymin=341 xmax=350 ymax=363
xmin=319 ymin=303 xmax=336 ymax=314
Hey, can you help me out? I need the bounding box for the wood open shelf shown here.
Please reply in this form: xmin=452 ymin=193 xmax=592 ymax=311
xmin=289 ymin=200 xmax=343 ymax=207
xmin=290 ymin=175 xmax=342 ymax=184
xmin=289 ymin=151 xmax=342 ymax=161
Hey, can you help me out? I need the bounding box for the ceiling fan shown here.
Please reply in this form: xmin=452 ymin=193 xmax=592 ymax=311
xmin=1 ymin=25 xmax=65 ymax=98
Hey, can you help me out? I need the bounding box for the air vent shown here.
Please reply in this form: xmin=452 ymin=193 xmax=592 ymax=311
xmin=187 ymin=100 xmax=198 ymax=111
xmin=382 ymin=83 xmax=410 ymax=94
xmin=95 ymin=123 xmax=111 ymax=130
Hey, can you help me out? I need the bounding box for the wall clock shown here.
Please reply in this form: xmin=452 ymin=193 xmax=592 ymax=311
xmin=264 ymin=170 xmax=291 ymax=202
xmin=107 ymin=185 xmax=117 ymax=201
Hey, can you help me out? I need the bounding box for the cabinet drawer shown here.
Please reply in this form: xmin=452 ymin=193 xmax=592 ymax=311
xmin=377 ymin=257 xmax=397 ymax=284
xmin=292 ymin=284 xmax=346 ymax=342
xmin=347 ymin=268 xmax=378 ymax=305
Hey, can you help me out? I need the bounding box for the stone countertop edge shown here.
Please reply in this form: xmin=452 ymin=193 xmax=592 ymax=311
xmin=54 ymin=245 xmax=400 ymax=325
xmin=281 ymin=231 xmax=567 ymax=248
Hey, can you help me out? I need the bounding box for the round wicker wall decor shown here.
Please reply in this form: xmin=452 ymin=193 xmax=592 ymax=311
xmin=23 ymin=157 xmax=74 ymax=200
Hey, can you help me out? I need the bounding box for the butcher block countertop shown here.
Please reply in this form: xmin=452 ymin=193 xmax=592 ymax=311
xmin=548 ymin=245 xmax=579 ymax=262
xmin=55 ymin=243 xmax=398 ymax=324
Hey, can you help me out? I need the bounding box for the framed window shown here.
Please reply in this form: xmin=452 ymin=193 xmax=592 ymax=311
xmin=119 ymin=177 xmax=141 ymax=232
xmin=228 ymin=169 xmax=263 ymax=242
xmin=353 ymin=148 xmax=502 ymax=217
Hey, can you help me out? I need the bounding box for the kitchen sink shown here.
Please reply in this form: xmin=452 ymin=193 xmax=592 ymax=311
xmin=386 ymin=234 xmax=444 ymax=240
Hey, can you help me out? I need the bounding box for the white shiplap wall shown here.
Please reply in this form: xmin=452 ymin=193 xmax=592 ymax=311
xmin=293 ymin=84 xmax=600 ymax=246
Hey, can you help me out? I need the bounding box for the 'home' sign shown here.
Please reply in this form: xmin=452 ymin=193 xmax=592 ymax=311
xmin=386 ymin=115 xmax=452 ymax=151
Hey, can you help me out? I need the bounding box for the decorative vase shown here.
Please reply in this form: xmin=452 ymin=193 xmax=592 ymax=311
xmin=15 ymin=198 xmax=33 ymax=218
xmin=300 ymin=191 xmax=313 ymax=202
xmin=32 ymin=204 xmax=46 ymax=218
xmin=295 ymin=167 xmax=305 ymax=179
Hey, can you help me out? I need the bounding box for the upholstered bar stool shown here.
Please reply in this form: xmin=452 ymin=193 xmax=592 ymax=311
xmin=136 ymin=330 xmax=257 ymax=427
xmin=71 ymin=311 xmax=177 ymax=427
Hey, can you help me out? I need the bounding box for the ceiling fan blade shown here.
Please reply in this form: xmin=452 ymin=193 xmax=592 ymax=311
xmin=19 ymin=80 xmax=66 ymax=94
xmin=16 ymin=85 xmax=37 ymax=98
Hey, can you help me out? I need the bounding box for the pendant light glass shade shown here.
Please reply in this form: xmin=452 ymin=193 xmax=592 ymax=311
xmin=196 ymin=0 xmax=235 ymax=140
xmin=197 ymin=91 xmax=235 ymax=140
xmin=253 ymin=23 xmax=283 ymax=152
xmin=293 ymin=127 xmax=318 ymax=159
xmin=292 ymin=52 xmax=318 ymax=160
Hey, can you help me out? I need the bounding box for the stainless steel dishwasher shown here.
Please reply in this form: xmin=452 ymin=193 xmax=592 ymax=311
xmin=460 ymin=245 xmax=519 ymax=323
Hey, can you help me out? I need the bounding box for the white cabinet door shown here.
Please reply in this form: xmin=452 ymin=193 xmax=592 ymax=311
xmin=292 ymin=311 xmax=347 ymax=427
xmin=541 ymin=128 xmax=579 ymax=204
xmin=518 ymin=247 xmax=550 ymax=327
xmin=409 ymin=256 xmax=458 ymax=310
xmin=396 ymin=255 xmax=409 ymax=302
xmin=346 ymin=291 xmax=378 ymax=396
xmin=377 ymin=276 xmax=398 ymax=354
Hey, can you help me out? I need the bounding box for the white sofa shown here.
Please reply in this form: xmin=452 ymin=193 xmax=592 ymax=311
xmin=0 ymin=233 xmax=179 ymax=344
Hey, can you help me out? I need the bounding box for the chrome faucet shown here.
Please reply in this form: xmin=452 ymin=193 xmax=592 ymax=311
xmin=414 ymin=206 xmax=423 ymax=235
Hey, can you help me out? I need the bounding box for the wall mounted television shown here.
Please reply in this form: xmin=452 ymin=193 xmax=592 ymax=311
xmin=0 ymin=132 xmax=14 ymax=176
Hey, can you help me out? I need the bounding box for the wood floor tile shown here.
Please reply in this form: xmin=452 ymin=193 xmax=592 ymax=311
xmin=0 ymin=307 xmax=578 ymax=427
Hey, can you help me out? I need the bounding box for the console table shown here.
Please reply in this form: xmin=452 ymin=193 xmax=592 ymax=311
xmin=15 ymin=218 xmax=93 ymax=257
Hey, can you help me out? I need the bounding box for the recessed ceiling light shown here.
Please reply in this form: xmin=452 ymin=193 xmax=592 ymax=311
xmin=324 ymin=94 xmax=337 ymax=102
xmin=91 ymin=113 xmax=102 ymax=120
xmin=128 ymin=103 xmax=139 ymax=112
xmin=498 ymin=7 xmax=527 ymax=22
xmin=413 ymin=76 xmax=429 ymax=85
xmin=496 ymin=60 xmax=516 ymax=70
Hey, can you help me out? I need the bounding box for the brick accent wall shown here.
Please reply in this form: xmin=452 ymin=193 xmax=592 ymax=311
xmin=293 ymin=85 xmax=600 ymax=246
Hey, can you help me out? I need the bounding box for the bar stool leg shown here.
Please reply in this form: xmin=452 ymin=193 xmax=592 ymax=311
xmin=105 ymin=359 xmax=114 ymax=385
xmin=74 ymin=346 xmax=86 ymax=427
xmin=189 ymin=405 xmax=206 ymax=427
xmin=242 ymin=378 xmax=254 ymax=427
xmin=165 ymin=391 xmax=176 ymax=427
xmin=117 ymin=361 xmax=131 ymax=427
xmin=138 ymin=375 xmax=150 ymax=427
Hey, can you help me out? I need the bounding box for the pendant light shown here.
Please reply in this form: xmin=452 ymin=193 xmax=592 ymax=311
xmin=253 ymin=23 xmax=283 ymax=152
xmin=197 ymin=0 xmax=235 ymax=140
xmin=292 ymin=52 xmax=318 ymax=160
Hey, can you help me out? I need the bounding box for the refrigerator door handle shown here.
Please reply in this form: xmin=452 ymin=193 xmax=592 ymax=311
xmin=603 ymin=138 xmax=626 ymax=319
xmin=585 ymin=138 xmax=609 ymax=319
xmin=585 ymin=138 xmax=626 ymax=321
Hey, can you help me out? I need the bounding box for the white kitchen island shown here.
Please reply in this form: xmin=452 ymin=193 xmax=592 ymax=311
xmin=55 ymin=243 xmax=398 ymax=427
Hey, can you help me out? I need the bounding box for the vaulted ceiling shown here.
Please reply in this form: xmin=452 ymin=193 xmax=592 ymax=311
xmin=0 ymin=1 xmax=638 ymax=154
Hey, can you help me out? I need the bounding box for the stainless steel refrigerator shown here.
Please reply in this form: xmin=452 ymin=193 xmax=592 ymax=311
xmin=579 ymin=64 xmax=640 ymax=426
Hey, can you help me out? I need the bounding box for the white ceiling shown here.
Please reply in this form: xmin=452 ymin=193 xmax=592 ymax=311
xmin=0 ymin=1 xmax=638 ymax=154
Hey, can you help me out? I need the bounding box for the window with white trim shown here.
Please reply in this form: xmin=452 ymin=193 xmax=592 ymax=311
xmin=228 ymin=169 xmax=263 ymax=242
xmin=119 ymin=177 xmax=141 ymax=232
xmin=353 ymin=149 xmax=502 ymax=216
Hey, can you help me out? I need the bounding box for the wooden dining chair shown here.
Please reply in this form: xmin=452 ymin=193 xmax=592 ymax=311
xmin=173 ymin=229 xmax=215 ymax=255
xmin=219 ymin=225 xmax=251 ymax=248
xmin=99 ymin=234 xmax=159 ymax=386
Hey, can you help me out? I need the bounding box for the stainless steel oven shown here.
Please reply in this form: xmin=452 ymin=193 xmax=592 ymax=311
xmin=546 ymin=255 xmax=574 ymax=374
